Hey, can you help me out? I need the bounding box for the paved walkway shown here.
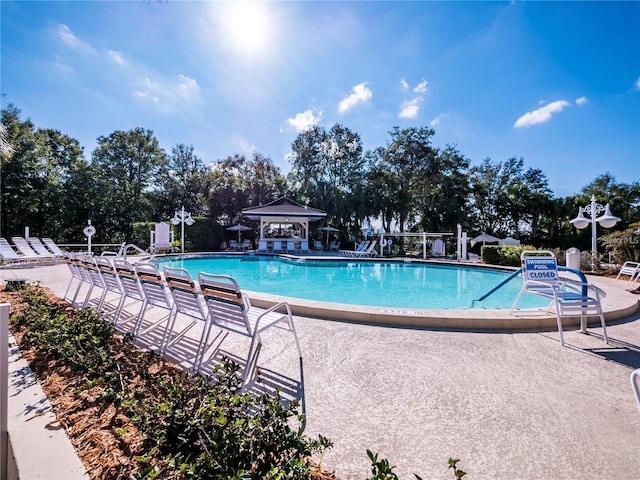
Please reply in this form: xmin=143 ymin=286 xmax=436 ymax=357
xmin=1 ymin=262 xmax=639 ymax=480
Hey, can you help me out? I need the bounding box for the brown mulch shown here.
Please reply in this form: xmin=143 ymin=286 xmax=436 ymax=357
xmin=0 ymin=287 xmax=339 ymax=480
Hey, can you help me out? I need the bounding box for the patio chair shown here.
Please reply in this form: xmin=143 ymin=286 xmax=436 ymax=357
xmin=339 ymin=240 xmax=369 ymax=257
xmin=328 ymin=241 xmax=339 ymax=252
xmin=134 ymin=263 xmax=175 ymax=349
xmin=112 ymin=259 xmax=146 ymax=332
xmin=632 ymin=369 xmax=640 ymax=412
xmin=616 ymin=261 xmax=640 ymax=288
xmin=432 ymin=238 xmax=445 ymax=257
xmin=286 ymin=239 xmax=296 ymax=253
xmin=257 ymin=239 xmax=268 ymax=253
xmin=511 ymin=250 xmax=608 ymax=347
xmin=300 ymin=240 xmax=310 ymax=253
xmin=0 ymin=237 xmax=36 ymax=265
xmin=42 ymin=237 xmax=65 ymax=256
xmin=29 ymin=237 xmax=63 ymax=260
xmin=11 ymin=237 xmax=54 ymax=262
xmin=150 ymin=222 xmax=173 ymax=254
xmin=94 ymin=256 xmax=126 ymax=322
xmin=314 ymin=240 xmax=323 ymax=251
xmin=77 ymin=255 xmax=107 ymax=309
xmin=62 ymin=252 xmax=84 ymax=303
xmin=197 ymin=272 xmax=301 ymax=389
xmin=241 ymin=239 xmax=251 ymax=251
xmin=162 ymin=267 xmax=212 ymax=370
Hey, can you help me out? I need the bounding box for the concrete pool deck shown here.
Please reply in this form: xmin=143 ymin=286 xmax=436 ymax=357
xmin=1 ymin=260 xmax=640 ymax=479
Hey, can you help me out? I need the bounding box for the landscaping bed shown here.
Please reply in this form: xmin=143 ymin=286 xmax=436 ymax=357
xmin=1 ymin=285 xmax=337 ymax=480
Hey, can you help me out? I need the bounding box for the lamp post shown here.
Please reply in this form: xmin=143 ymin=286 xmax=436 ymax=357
xmin=171 ymin=206 xmax=194 ymax=254
xmin=569 ymin=195 xmax=620 ymax=267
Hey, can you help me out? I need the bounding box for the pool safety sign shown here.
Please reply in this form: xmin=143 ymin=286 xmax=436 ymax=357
xmin=523 ymin=257 xmax=558 ymax=281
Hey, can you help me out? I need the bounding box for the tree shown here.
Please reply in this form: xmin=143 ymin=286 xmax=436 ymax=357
xmin=209 ymin=152 xmax=286 ymax=225
xmin=288 ymin=124 xmax=366 ymax=235
xmin=151 ymin=143 xmax=211 ymax=220
xmin=91 ymin=128 xmax=167 ymax=241
xmin=367 ymin=126 xmax=439 ymax=234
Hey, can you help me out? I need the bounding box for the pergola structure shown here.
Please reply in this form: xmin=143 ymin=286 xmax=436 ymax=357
xmin=242 ymin=197 xmax=327 ymax=243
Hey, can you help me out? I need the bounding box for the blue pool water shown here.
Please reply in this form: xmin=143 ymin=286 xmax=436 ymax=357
xmin=154 ymin=255 xmax=546 ymax=310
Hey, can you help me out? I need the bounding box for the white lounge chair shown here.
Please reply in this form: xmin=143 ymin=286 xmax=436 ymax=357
xmin=0 ymin=237 xmax=36 ymax=265
xmin=162 ymin=267 xmax=212 ymax=370
xmin=257 ymin=239 xmax=268 ymax=253
xmin=112 ymin=258 xmax=146 ymax=332
xmin=197 ymin=273 xmax=301 ymax=389
xmin=346 ymin=240 xmax=378 ymax=258
xmin=12 ymin=237 xmax=54 ymax=262
xmin=511 ymin=250 xmax=607 ymax=347
xmin=616 ymin=261 xmax=640 ymax=288
xmin=42 ymin=238 xmax=65 ymax=256
xmin=340 ymin=240 xmax=369 ymax=257
xmin=134 ymin=263 xmax=175 ymax=349
xmin=29 ymin=237 xmax=63 ymax=260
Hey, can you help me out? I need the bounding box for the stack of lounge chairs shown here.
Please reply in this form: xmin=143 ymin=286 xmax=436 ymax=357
xmin=0 ymin=237 xmax=64 ymax=265
xmin=61 ymin=254 xmax=302 ymax=390
xmin=339 ymin=240 xmax=378 ymax=258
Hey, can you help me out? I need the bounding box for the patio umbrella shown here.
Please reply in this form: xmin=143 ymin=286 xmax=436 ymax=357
xmin=226 ymin=224 xmax=252 ymax=242
xmin=317 ymin=225 xmax=340 ymax=244
xmin=470 ymin=233 xmax=501 ymax=247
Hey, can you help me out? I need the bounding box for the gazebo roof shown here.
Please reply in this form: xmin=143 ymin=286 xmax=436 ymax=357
xmin=242 ymin=196 xmax=326 ymax=221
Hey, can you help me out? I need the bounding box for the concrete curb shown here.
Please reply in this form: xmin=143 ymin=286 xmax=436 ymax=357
xmin=7 ymin=335 xmax=87 ymax=479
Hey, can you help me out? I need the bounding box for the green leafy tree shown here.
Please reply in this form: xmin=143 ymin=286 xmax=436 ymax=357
xmin=91 ymin=128 xmax=167 ymax=242
xmin=366 ymin=126 xmax=440 ymax=235
xmin=288 ymin=124 xmax=366 ymax=236
xmin=209 ymin=152 xmax=286 ymax=225
xmin=151 ymin=143 xmax=211 ymax=220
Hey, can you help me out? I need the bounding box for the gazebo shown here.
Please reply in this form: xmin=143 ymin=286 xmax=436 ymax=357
xmin=242 ymin=197 xmax=326 ymax=252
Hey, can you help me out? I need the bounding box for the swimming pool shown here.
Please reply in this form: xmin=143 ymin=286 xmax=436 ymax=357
xmin=153 ymin=255 xmax=546 ymax=310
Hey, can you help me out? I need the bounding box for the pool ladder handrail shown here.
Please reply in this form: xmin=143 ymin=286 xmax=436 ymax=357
xmin=471 ymin=266 xmax=591 ymax=307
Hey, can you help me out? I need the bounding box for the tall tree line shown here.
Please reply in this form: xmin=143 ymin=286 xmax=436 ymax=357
xmin=1 ymin=104 xmax=638 ymax=252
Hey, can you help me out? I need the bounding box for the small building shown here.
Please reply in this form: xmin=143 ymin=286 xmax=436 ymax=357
xmin=242 ymin=197 xmax=326 ymax=251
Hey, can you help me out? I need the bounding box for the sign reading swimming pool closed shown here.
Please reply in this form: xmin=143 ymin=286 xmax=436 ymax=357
xmin=524 ymin=257 xmax=557 ymax=280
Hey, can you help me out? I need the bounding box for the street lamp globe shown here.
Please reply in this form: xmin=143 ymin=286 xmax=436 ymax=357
xmin=597 ymin=204 xmax=620 ymax=229
xmin=569 ymin=207 xmax=590 ymax=230
xmin=569 ymin=195 xmax=620 ymax=267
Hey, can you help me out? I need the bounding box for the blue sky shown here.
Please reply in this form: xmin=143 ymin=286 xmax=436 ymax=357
xmin=2 ymin=1 xmax=639 ymax=197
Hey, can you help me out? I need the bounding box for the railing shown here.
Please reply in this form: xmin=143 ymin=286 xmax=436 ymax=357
xmin=472 ymin=265 xmax=591 ymax=306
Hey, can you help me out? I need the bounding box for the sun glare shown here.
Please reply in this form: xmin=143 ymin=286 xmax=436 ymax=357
xmin=224 ymin=2 xmax=271 ymax=54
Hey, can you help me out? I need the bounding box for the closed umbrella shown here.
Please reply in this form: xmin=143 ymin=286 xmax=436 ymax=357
xmin=226 ymin=224 xmax=252 ymax=242
xmin=470 ymin=233 xmax=501 ymax=247
xmin=317 ymin=225 xmax=340 ymax=244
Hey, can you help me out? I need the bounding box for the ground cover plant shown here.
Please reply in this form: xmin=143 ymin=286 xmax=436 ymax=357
xmin=2 ymin=284 xmax=465 ymax=479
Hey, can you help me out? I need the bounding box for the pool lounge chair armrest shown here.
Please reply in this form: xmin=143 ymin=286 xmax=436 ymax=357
xmin=252 ymin=300 xmax=293 ymax=332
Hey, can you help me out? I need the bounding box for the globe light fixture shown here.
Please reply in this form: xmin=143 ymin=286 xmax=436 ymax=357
xmin=171 ymin=206 xmax=195 ymax=254
xmin=569 ymin=195 xmax=620 ymax=266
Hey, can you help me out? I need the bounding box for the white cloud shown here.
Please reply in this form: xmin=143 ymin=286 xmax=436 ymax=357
xmin=513 ymin=100 xmax=571 ymax=128
xmin=287 ymin=109 xmax=322 ymax=132
xmin=108 ymin=50 xmax=125 ymax=65
xmin=635 ymin=76 xmax=640 ymax=90
xmin=430 ymin=113 xmax=447 ymax=127
xmin=134 ymin=74 xmax=200 ymax=110
xmin=576 ymin=96 xmax=588 ymax=105
xmin=338 ymin=83 xmax=372 ymax=113
xmin=57 ymin=24 xmax=95 ymax=55
xmin=178 ymin=75 xmax=199 ymax=102
xmin=413 ymin=79 xmax=428 ymax=93
xmin=400 ymin=79 xmax=409 ymax=90
xmin=399 ymin=98 xmax=421 ymax=119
